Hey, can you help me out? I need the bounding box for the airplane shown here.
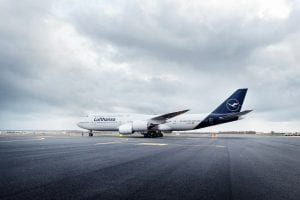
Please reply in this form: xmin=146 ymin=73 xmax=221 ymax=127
xmin=77 ymin=88 xmax=252 ymax=137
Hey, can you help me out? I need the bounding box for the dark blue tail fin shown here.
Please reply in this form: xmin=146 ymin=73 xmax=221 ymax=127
xmin=212 ymin=88 xmax=248 ymax=114
xmin=194 ymin=88 xmax=249 ymax=129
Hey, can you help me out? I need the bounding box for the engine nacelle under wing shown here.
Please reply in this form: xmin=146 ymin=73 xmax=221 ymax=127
xmin=118 ymin=123 xmax=133 ymax=134
xmin=118 ymin=120 xmax=149 ymax=134
xmin=132 ymin=120 xmax=149 ymax=131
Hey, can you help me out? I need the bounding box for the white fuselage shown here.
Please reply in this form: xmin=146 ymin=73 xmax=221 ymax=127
xmin=77 ymin=113 xmax=207 ymax=132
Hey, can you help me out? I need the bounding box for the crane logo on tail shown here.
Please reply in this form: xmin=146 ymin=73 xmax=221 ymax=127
xmin=226 ymin=99 xmax=240 ymax=112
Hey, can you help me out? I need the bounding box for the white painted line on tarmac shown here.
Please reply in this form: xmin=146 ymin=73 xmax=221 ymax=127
xmin=168 ymin=144 xmax=226 ymax=148
xmin=136 ymin=143 xmax=168 ymax=146
xmin=0 ymin=137 xmax=45 ymax=143
xmin=94 ymin=141 xmax=121 ymax=145
xmin=187 ymin=144 xmax=226 ymax=148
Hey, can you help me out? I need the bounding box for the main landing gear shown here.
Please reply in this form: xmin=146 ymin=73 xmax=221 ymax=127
xmin=143 ymin=131 xmax=163 ymax=138
xmin=88 ymin=130 xmax=94 ymax=137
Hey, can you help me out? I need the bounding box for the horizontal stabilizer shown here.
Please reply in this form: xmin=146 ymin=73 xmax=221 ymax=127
xmin=217 ymin=110 xmax=253 ymax=120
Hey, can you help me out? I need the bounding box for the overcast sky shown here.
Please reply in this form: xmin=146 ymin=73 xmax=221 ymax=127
xmin=0 ymin=0 xmax=299 ymax=132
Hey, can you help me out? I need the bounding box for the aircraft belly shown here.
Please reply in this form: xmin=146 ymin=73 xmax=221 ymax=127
xmin=94 ymin=122 xmax=118 ymax=131
xmin=168 ymin=123 xmax=196 ymax=131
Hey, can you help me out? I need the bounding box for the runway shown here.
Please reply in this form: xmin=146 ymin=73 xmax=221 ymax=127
xmin=0 ymin=135 xmax=299 ymax=200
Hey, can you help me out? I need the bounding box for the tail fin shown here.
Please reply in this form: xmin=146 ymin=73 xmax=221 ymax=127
xmin=194 ymin=88 xmax=250 ymax=129
xmin=212 ymin=88 xmax=247 ymax=114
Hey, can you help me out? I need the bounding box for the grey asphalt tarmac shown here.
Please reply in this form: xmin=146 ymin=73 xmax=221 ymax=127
xmin=0 ymin=134 xmax=299 ymax=200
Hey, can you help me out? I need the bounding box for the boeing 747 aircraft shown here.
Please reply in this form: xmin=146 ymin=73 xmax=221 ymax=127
xmin=77 ymin=88 xmax=252 ymax=137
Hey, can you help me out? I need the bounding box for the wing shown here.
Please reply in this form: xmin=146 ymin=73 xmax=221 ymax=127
xmin=150 ymin=109 xmax=189 ymax=124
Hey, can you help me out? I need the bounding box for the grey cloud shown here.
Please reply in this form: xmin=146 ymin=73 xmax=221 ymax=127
xmin=65 ymin=1 xmax=300 ymax=72
xmin=0 ymin=0 xmax=299 ymax=130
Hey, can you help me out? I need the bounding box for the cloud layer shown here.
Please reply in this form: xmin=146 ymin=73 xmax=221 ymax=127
xmin=0 ymin=0 xmax=299 ymax=131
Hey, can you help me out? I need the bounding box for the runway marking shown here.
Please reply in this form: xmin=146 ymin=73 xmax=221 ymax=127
xmin=0 ymin=137 xmax=45 ymax=143
xmin=94 ymin=141 xmax=121 ymax=145
xmin=187 ymin=144 xmax=226 ymax=148
xmin=166 ymin=144 xmax=226 ymax=148
xmin=186 ymin=137 xmax=209 ymax=139
xmin=136 ymin=143 xmax=168 ymax=146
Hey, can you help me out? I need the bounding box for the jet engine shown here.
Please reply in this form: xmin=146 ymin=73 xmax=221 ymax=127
xmin=118 ymin=123 xmax=133 ymax=134
xmin=118 ymin=121 xmax=150 ymax=134
xmin=132 ymin=120 xmax=149 ymax=131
